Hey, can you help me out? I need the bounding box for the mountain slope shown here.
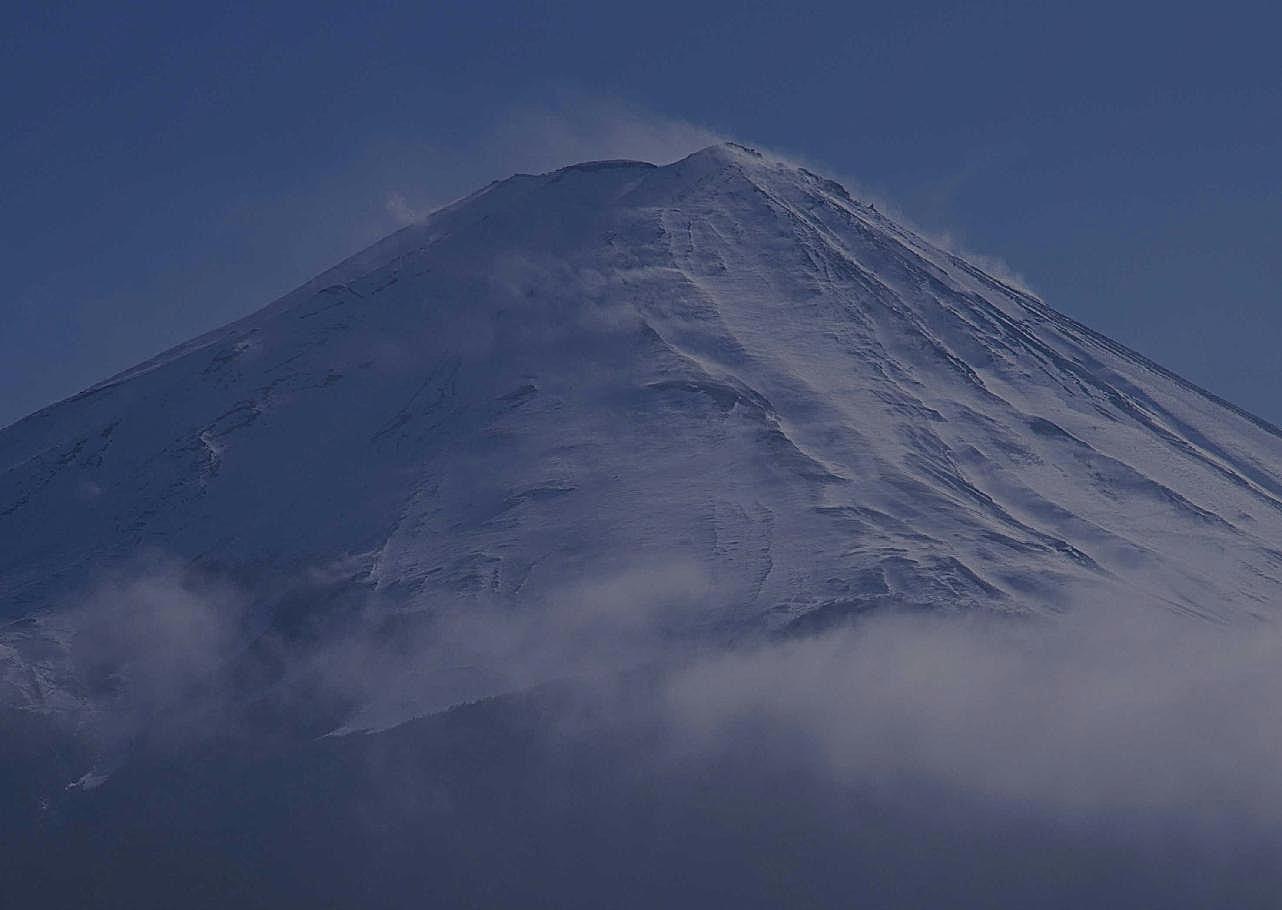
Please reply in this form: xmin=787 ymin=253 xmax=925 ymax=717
xmin=5 ymin=142 xmax=1282 ymax=721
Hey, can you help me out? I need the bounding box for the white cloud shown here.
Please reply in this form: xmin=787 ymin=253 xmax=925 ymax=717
xmin=376 ymin=92 xmax=726 ymax=228
xmin=384 ymin=191 xmax=423 ymax=226
xmin=663 ymin=603 xmax=1282 ymax=831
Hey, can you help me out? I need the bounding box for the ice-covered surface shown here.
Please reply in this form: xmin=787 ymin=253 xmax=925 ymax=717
xmin=5 ymin=143 xmax=1282 ymax=726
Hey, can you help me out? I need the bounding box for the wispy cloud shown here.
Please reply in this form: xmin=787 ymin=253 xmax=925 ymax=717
xmin=384 ymin=191 xmax=424 ymax=226
xmin=22 ymin=547 xmax=1282 ymax=903
xmin=375 ymin=92 xmax=725 ymax=226
xmin=740 ymin=138 xmax=1037 ymax=292
xmin=663 ymin=603 xmax=1282 ymax=831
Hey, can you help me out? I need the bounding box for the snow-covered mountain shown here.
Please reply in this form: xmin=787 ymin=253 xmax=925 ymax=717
xmin=6 ymin=142 xmax=1282 ymax=722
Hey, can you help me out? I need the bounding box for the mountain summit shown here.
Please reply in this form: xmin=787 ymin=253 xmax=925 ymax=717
xmin=5 ymin=143 xmax=1282 ymax=720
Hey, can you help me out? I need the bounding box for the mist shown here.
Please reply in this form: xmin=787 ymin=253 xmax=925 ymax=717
xmin=47 ymin=555 xmax=1282 ymax=832
xmin=9 ymin=553 xmax=1282 ymax=906
xmin=666 ymin=605 xmax=1282 ymax=831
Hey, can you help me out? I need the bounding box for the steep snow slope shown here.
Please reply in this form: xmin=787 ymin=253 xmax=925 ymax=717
xmin=5 ymin=143 xmax=1282 ymax=720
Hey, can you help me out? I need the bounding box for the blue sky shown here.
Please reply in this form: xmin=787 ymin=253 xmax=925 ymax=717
xmin=3 ymin=0 xmax=1278 ymax=427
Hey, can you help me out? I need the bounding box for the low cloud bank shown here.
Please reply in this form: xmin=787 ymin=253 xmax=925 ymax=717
xmin=13 ymin=555 xmax=1282 ymax=904
xmin=49 ymin=554 xmax=1282 ymax=838
xmin=312 ymin=558 xmax=713 ymax=732
xmin=27 ymin=556 xmax=1282 ymax=861
xmin=57 ymin=557 xmax=248 ymax=754
xmin=664 ymin=606 xmax=1282 ymax=833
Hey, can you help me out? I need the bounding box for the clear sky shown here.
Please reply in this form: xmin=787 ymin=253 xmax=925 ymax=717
xmin=3 ymin=0 xmax=1279 ymax=428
